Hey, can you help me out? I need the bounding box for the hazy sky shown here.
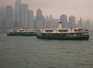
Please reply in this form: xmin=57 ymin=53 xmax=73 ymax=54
xmin=0 ymin=0 xmax=93 ymax=21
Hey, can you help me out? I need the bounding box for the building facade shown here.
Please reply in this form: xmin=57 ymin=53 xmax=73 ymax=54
xmin=5 ymin=6 xmax=13 ymax=29
xmin=0 ymin=12 xmax=3 ymax=28
xmin=36 ymin=8 xmax=44 ymax=29
xmin=19 ymin=4 xmax=28 ymax=28
xmin=36 ymin=8 xmax=43 ymax=21
xmin=28 ymin=10 xmax=34 ymax=29
xmin=60 ymin=14 xmax=68 ymax=28
xmin=85 ymin=20 xmax=90 ymax=30
xmin=69 ymin=15 xmax=75 ymax=28
xmin=15 ymin=0 xmax=21 ymax=27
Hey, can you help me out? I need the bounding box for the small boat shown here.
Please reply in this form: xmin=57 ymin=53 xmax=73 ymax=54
xmin=7 ymin=29 xmax=37 ymax=36
xmin=36 ymin=22 xmax=89 ymax=40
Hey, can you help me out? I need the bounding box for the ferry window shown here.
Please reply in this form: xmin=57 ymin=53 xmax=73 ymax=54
xmin=59 ymin=30 xmax=61 ymax=32
xmin=85 ymin=29 xmax=88 ymax=31
xmin=64 ymin=30 xmax=68 ymax=32
xmin=50 ymin=30 xmax=53 ymax=32
xmin=59 ymin=30 xmax=63 ymax=32
xmin=80 ymin=29 xmax=83 ymax=31
xmin=62 ymin=30 xmax=63 ymax=32
xmin=74 ymin=30 xmax=77 ymax=31
xmin=45 ymin=30 xmax=53 ymax=32
xmin=78 ymin=29 xmax=82 ymax=31
xmin=59 ymin=30 xmax=68 ymax=32
xmin=64 ymin=30 xmax=66 ymax=32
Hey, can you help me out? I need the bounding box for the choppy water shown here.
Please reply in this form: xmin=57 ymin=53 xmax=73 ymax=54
xmin=0 ymin=32 xmax=93 ymax=68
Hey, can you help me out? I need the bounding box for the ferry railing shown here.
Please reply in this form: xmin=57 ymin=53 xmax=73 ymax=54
xmin=75 ymin=31 xmax=88 ymax=33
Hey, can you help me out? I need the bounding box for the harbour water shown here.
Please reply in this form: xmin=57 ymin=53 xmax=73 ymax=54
xmin=0 ymin=32 xmax=93 ymax=68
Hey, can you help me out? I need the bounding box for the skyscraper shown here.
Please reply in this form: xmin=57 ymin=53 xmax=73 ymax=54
xmin=60 ymin=14 xmax=67 ymax=28
xmin=50 ymin=15 xmax=52 ymax=20
xmin=36 ymin=8 xmax=43 ymax=21
xmin=36 ymin=8 xmax=44 ymax=29
xmin=85 ymin=20 xmax=90 ymax=30
xmin=78 ymin=18 xmax=83 ymax=28
xmin=0 ymin=12 xmax=3 ymax=28
xmin=45 ymin=15 xmax=49 ymax=28
xmin=19 ymin=4 xmax=28 ymax=28
xmin=15 ymin=0 xmax=21 ymax=27
xmin=28 ymin=10 xmax=34 ymax=28
xmin=5 ymin=6 xmax=13 ymax=29
xmin=46 ymin=15 xmax=49 ymax=21
xmin=69 ymin=15 xmax=75 ymax=28
xmin=0 ymin=7 xmax=4 ymax=29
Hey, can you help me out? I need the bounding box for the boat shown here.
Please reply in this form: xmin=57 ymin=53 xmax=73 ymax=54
xmin=36 ymin=22 xmax=89 ymax=40
xmin=7 ymin=29 xmax=37 ymax=36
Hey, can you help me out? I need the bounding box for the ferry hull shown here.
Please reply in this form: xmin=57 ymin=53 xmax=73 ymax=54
xmin=36 ymin=35 xmax=89 ymax=40
xmin=7 ymin=32 xmax=37 ymax=36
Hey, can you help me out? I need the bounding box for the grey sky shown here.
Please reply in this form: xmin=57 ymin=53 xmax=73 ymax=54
xmin=0 ymin=0 xmax=93 ymax=21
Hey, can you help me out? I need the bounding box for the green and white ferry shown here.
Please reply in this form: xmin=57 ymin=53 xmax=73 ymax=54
xmin=36 ymin=22 xmax=89 ymax=40
xmin=7 ymin=29 xmax=37 ymax=36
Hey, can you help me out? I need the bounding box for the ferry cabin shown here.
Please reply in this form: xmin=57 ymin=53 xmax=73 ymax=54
xmin=7 ymin=29 xmax=37 ymax=36
xmin=7 ymin=29 xmax=37 ymax=33
xmin=39 ymin=28 xmax=89 ymax=37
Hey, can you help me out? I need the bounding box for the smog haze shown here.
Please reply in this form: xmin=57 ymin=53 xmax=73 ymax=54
xmin=0 ymin=0 xmax=93 ymax=21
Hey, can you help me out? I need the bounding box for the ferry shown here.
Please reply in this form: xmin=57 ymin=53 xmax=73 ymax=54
xmin=7 ymin=29 xmax=37 ymax=36
xmin=36 ymin=22 xmax=89 ymax=40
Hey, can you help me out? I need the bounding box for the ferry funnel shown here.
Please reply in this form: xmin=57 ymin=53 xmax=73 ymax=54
xmin=58 ymin=22 xmax=62 ymax=29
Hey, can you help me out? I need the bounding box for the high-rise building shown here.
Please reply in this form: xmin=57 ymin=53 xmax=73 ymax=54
xmin=5 ymin=6 xmax=13 ymax=29
xmin=19 ymin=4 xmax=28 ymax=28
xmin=15 ymin=0 xmax=21 ymax=27
xmin=60 ymin=14 xmax=67 ymax=28
xmin=69 ymin=15 xmax=75 ymax=28
xmin=36 ymin=8 xmax=43 ymax=21
xmin=2 ymin=17 xmax=5 ymax=29
xmin=90 ymin=21 xmax=93 ymax=31
xmin=46 ymin=15 xmax=49 ymax=21
xmin=37 ymin=20 xmax=44 ymax=29
xmin=50 ymin=15 xmax=52 ymax=20
xmin=28 ymin=10 xmax=34 ymax=28
xmin=78 ymin=18 xmax=83 ymax=28
xmin=0 ymin=7 xmax=4 ymax=29
xmin=0 ymin=12 xmax=3 ymax=28
xmin=36 ymin=8 xmax=44 ymax=29
xmin=85 ymin=20 xmax=90 ymax=30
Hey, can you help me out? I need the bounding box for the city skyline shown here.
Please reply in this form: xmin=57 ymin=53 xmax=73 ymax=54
xmin=0 ymin=0 xmax=93 ymax=21
xmin=0 ymin=0 xmax=93 ymax=31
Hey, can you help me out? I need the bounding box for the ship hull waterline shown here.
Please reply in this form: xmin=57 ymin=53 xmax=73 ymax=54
xmin=7 ymin=32 xmax=37 ymax=36
xmin=36 ymin=35 xmax=89 ymax=40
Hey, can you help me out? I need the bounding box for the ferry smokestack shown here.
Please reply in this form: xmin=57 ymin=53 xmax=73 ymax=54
xmin=58 ymin=22 xmax=62 ymax=29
